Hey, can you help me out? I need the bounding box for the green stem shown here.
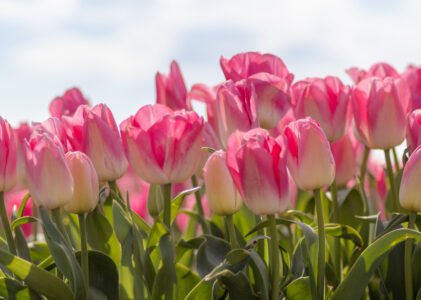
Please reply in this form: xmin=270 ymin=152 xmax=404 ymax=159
xmin=360 ymin=146 xmax=370 ymax=182
xmin=191 ymin=176 xmax=210 ymax=234
xmin=392 ymin=147 xmax=400 ymax=172
xmin=225 ymin=214 xmax=239 ymax=249
xmin=331 ymin=180 xmax=341 ymax=281
xmin=384 ymin=149 xmax=399 ymax=212
xmin=314 ymin=189 xmax=325 ymax=300
xmin=51 ymin=208 xmax=71 ymax=247
xmin=405 ymin=211 xmax=416 ymax=300
xmin=255 ymin=215 xmax=266 ymax=260
xmin=0 ymin=192 xmax=16 ymax=255
xmin=108 ymin=181 xmax=123 ymax=203
xmin=162 ymin=184 xmax=172 ymax=229
xmin=268 ymin=214 xmax=280 ymax=300
xmin=78 ymin=213 xmax=89 ymax=299
xmin=32 ymin=205 xmax=38 ymax=241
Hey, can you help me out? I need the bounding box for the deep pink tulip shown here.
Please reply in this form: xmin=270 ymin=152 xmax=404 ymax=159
xmin=331 ymin=130 xmax=358 ymax=186
xmin=399 ymin=146 xmax=421 ymax=212
xmin=0 ymin=117 xmax=17 ymax=192
xmin=291 ymin=76 xmax=351 ymax=142
xmin=120 ymin=104 xmax=204 ymax=185
xmin=216 ymin=80 xmax=258 ymax=148
xmin=24 ymin=134 xmax=74 ymax=209
xmin=346 ymin=62 xmax=399 ymax=83
xmin=226 ymin=128 xmax=289 ymax=215
xmin=156 ymin=60 xmax=191 ymax=111
xmin=64 ymin=151 xmax=99 ymax=214
xmin=5 ymin=189 xmax=33 ymax=237
xmin=284 ymin=118 xmax=335 ymax=190
xmin=49 ymin=87 xmax=90 ymax=118
xmin=406 ymin=109 xmax=421 ymax=154
xmin=352 ymin=77 xmax=408 ymax=149
xmin=14 ymin=123 xmax=33 ymax=188
xmin=32 ymin=117 xmax=68 ymax=151
xmin=220 ymin=52 xmax=293 ymax=83
xmin=63 ymin=104 xmax=127 ymax=182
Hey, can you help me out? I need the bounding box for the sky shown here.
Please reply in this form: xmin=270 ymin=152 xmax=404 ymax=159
xmin=1 ymin=0 xmax=421 ymax=126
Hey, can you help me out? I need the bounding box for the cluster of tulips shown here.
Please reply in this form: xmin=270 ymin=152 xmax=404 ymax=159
xmin=1 ymin=52 xmax=421 ymax=300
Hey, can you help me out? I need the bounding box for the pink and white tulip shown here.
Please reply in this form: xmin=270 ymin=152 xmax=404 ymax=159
xmin=0 ymin=117 xmax=17 ymax=192
xmin=331 ymin=130 xmax=358 ymax=186
xmin=406 ymin=109 xmax=421 ymax=154
xmin=399 ymin=146 xmax=421 ymax=212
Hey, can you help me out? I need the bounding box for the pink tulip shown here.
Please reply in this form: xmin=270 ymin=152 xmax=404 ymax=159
xmin=352 ymin=77 xmax=408 ymax=149
xmin=63 ymin=104 xmax=127 ymax=182
xmin=204 ymin=151 xmax=242 ymax=216
xmin=24 ymin=134 xmax=74 ymax=209
xmin=401 ymin=66 xmax=421 ymax=111
xmin=226 ymin=128 xmax=289 ymax=215
xmin=32 ymin=117 xmax=68 ymax=151
xmin=406 ymin=109 xmax=421 ymax=154
xmin=120 ymin=104 xmax=204 ymax=185
xmin=49 ymin=87 xmax=90 ymax=118
xmin=0 ymin=117 xmax=17 ymax=192
xmin=220 ymin=52 xmax=293 ymax=83
xmin=291 ymin=76 xmax=351 ymax=142
xmin=269 ymin=109 xmax=296 ymax=138
xmin=156 ymin=61 xmax=191 ymax=111
xmin=196 ymin=123 xmax=222 ymax=178
xmin=64 ymin=152 xmax=99 ymax=214
xmin=399 ymin=146 xmax=421 ymax=212
xmin=284 ymin=118 xmax=335 ymax=190
xmin=5 ymin=189 xmax=33 ymax=237
xmin=366 ymin=160 xmax=387 ymax=219
xmin=216 ymin=80 xmax=258 ymax=148
xmin=346 ymin=62 xmax=399 ymax=83
xmin=331 ymin=130 xmax=358 ymax=186
xmin=14 ymin=123 xmax=33 ymax=188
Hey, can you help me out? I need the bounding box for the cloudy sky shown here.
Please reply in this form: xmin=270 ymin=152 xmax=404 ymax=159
xmin=1 ymin=0 xmax=420 ymax=126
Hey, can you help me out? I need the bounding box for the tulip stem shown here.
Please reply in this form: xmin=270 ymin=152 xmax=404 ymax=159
xmin=360 ymin=146 xmax=370 ymax=182
xmin=32 ymin=205 xmax=39 ymax=241
xmin=384 ymin=149 xmax=399 ymax=212
xmin=78 ymin=213 xmax=89 ymax=299
xmin=162 ymin=184 xmax=172 ymax=229
xmin=267 ymin=214 xmax=280 ymax=300
xmin=225 ymin=214 xmax=239 ymax=249
xmin=0 ymin=192 xmax=16 ymax=255
xmin=392 ymin=148 xmax=400 ymax=172
xmin=314 ymin=189 xmax=325 ymax=300
xmin=51 ymin=208 xmax=71 ymax=247
xmin=331 ymin=179 xmax=341 ymax=281
xmin=405 ymin=211 xmax=416 ymax=300
xmin=191 ymin=176 xmax=210 ymax=234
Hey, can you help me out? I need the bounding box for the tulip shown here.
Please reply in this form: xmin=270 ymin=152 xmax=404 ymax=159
xmin=226 ymin=128 xmax=289 ymax=215
xmin=352 ymin=77 xmax=408 ymax=149
xmin=216 ymin=80 xmax=258 ymax=148
xmin=203 ymin=151 xmax=242 ymax=216
xmin=49 ymin=87 xmax=90 ymax=118
xmin=120 ymin=104 xmax=204 ymax=185
xmin=63 ymin=104 xmax=127 ymax=182
xmin=156 ymin=60 xmax=191 ymax=111
xmin=291 ymin=76 xmax=351 ymax=142
xmin=220 ymin=51 xmax=293 ymax=83
xmin=24 ymin=134 xmax=74 ymax=210
xmin=406 ymin=109 xmax=421 ymax=154
xmin=189 ymin=83 xmax=219 ymax=136
xmin=402 ymin=66 xmax=421 ymax=110
xmin=331 ymin=130 xmax=358 ymax=186
xmin=346 ymin=62 xmax=399 ymax=83
xmin=196 ymin=123 xmax=222 ymax=178
xmin=284 ymin=118 xmax=335 ymax=191
xmin=64 ymin=152 xmax=99 ymax=214
xmin=32 ymin=117 xmax=68 ymax=151
xmin=5 ymin=189 xmax=33 ymax=237
xmin=14 ymin=123 xmax=33 ymax=188
xmin=0 ymin=117 xmax=17 ymax=192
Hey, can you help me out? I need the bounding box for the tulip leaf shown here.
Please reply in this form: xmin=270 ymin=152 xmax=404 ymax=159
xmin=17 ymin=193 xmax=31 ymax=219
xmin=185 ymin=278 xmax=213 ymax=300
xmin=176 ymin=263 xmax=201 ymax=300
xmin=201 ymin=146 xmax=216 ymax=153
xmin=11 ymin=217 xmax=39 ymax=232
xmin=339 ymin=188 xmax=364 ymax=229
xmin=29 ymin=242 xmax=50 ymax=263
xmin=196 ymin=235 xmax=231 ymax=278
xmin=166 ymin=186 xmax=200 ymax=225
xmin=112 ymin=200 xmax=132 ymax=244
xmin=0 ymin=277 xmax=43 ymax=300
xmin=0 ymin=245 xmax=73 ymax=300
xmin=322 ymin=223 xmax=364 ymax=248
xmin=331 ymin=228 xmax=421 ymax=300
xmin=86 ymin=208 xmax=121 ymax=265
xmin=119 ymin=234 xmax=143 ymax=300
xmin=285 ymin=277 xmax=312 ymax=300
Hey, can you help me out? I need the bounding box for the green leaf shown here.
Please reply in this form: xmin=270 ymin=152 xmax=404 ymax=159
xmin=112 ymin=200 xmax=132 ymax=244
xmin=285 ymin=277 xmax=312 ymax=300
xmin=339 ymin=188 xmax=364 ymax=229
xmin=331 ymin=228 xmax=421 ymax=300
xmin=184 ymin=278 xmax=213 ymax=300
xmin=86 ymin=208 xmax=121 ymax=265
xmin=207 ymin=269 xmax=258 ymax=300
xmin=14 ymin=224 xmax=31 ymax=262
xmin=11 ymin=217 xmax=38 ymax=232
xmin=29 ymin=242 xmax=50 ymax=264
xmin=196 ymin=235 xmax=231 ymax=278
xmin=168 ymin=186 xmax=200 ymax=225
xmin=0 ymin=246 xmax=74 ymax=300
xmin=17 ymin=193 xmax=30 ymax=218
xmin=119 ymin=234 xmax=143 ymax=300
xmin=323 ymin=223 xmax=364 ymax=247
xmin=0 ymin=277 xmax=42 ymax=300
xmin=176 ymin=263 xmax=200 ymax=300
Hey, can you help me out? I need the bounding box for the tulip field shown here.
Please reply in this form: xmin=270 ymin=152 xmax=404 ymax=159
xmin=1 ymin=51 xmax=421 ymax=300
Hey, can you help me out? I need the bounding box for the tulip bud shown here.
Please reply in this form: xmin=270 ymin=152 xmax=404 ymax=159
xmin=24 ymin=134 xmax=74 ymax=210
xmin=226 ymin=128 xmax=289 ymax=215
xmin=195 ymin=123 xmax=222 ymax=178
xmin=352 ymin=77 xmax=408 ymax=149
xmin=147 ymin=185 xmax=164 ymax=217
xmin=284 ymin=118 xmax=335 ymax=190
xmin=64 ymin=152 xmax=99 ymax=214
xmin=156 ymin=61 xmax=191 ymax=111
xmin=406 ymin=109 xmax=421 ymax=154
xmin=330 ymin=130 xmax=358 ymax=186
xmin=399 ymin=146 xmax=421 ymax=212
xmin=291 ymin=76 xmax=351 ymax=142
xmin=0 ymin=117 xmax=17 ymax=192
xmin=120 ymin=104 xmax=204 ymax=185
xmin=204 ymin=151 xmax=242 ymax=216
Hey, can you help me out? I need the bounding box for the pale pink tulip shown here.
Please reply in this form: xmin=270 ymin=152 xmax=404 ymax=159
xmin=49 ymin=87 xmax=90 ymax=118
xmin=284 ymin=118 xmax=335 ymax=190
xmin=14 ymin=123 xmax=33 ymax=188
xmin=399 ymin=146 xmax=421 ymax=212
xmin=120 ymin=104 xmax=204 ymax=185
xmin=32 ymin=118 xmax=68 ymax=151
xmin=226 ymin=128 xmax=289 ymax=215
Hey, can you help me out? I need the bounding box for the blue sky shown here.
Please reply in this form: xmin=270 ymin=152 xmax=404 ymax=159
xmin=1 ymin=0 xmax=421 ymax=126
